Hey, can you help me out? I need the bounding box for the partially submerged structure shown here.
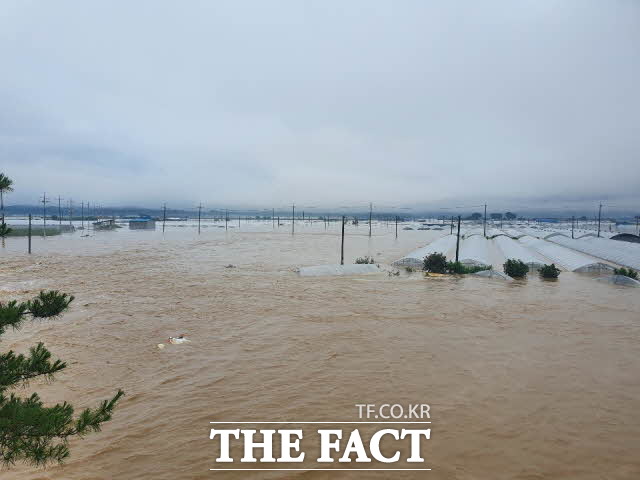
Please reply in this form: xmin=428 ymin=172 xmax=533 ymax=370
xmin=392 ymin=234 xmax=456 ymax=268
xmin=129 ymin=218 xmax=156 ymax=230
xmin=549 ymin=236 xmax=640 ymax=271
xmin=519 ymin=236 xmax=612 ymax=272
xmin=93 ymin=219 xmax=118 ymax=230
xmin=458 ymin=235 xmax=491 ymax=267
xmin=596 ymin=275 xmax=640 ymax=287
xmin=494 ymin=236 xmax=545 ymax=269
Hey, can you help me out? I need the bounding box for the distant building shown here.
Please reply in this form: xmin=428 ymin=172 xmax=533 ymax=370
xmin=93 ymin=219 xmax=118 ymax=230
xmin=129 ymin=218 xmax=156 ymax=230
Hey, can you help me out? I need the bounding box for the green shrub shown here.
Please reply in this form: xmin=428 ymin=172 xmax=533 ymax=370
xmin=503 ymin=259 xmax=529 ymax=278
xmin=539 ymin=263 xmax=561 ymax=279
xmin=613 ymin=267 xmax=638 ymax=279
xmin=446 ymin=261 xmax=491 ymax=274
xmin=355 ymin=256 xmax=375 ymax=264
xmin=405 ymin=266 xmax=415 ymax=273
xmin=423 ymin=253 xmax=448 ymax=273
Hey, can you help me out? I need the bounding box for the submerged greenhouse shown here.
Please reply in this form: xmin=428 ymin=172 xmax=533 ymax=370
xmin=494 ymin=236 xmax=545 ymax=269
xmin=518 ymin=236 xmax=613 ymax=272
xmin=392 ymin=234 xmax=456 ymax=267
xmin=458 ymin=235 xmax=492 ymax=267
xmin=549 ymin=236 xmax=640 ymax=271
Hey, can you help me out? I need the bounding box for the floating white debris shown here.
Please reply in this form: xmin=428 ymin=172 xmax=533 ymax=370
xmin=168 ymin=335 xmax=190 ymax=344
xmin=298 ymin=264 xmax=380 ymax=277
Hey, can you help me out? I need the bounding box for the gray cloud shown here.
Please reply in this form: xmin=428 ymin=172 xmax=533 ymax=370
xmin=0 ymin=0 xmax=639 ymax=210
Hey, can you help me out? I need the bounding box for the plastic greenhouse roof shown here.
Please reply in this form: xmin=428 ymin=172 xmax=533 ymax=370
xmin=518 ymin=236 xmax=612 ymax=272
xmin=549 ymin=236 xmax=640 ymax=270
xmin=494 ymin=236 xmax=545 ymax=267
xmin=392 ymin=234 xmax=457 ymax=267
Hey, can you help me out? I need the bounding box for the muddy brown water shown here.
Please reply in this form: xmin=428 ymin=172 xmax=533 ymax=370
xmin=1 ymin=222 xmax=639 ymax=479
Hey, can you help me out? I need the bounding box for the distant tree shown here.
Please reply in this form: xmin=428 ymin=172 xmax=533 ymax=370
xmin=490 ymin=213 xmax=503 ymax=220
xmin=504 ymin=212 xmax=517 ymax=220
xmin=468 ymin=212 xmax=482 ymax=221
xmin=0 ymin=173 xmax=14 ymax=218
xmin=0 ymin=291 xmax=124 ymax=466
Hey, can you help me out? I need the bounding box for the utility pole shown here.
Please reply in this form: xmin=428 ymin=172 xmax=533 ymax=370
xmin=162 ymin=203 xmax=167 ymax=233
xmin=225 ymin=209 xmax=228 ymax=230
xmin=450 ymin=216 xmax=454 ymax=234
xmin=597 ymin=203 xmax=602 ymax=238
xmin=272 ymin=208 xmax=275 ymax=229
xmin=68 ymin=199 xmax=73 ymax=229
xmin=57 ymin=196 xmax=63 ymax=228
xmin=483 ymin=203 xmax=487 ymax=238
xmin=571 ymin=216 xmax=575 ymax=239
xmin=81 ymin=201 xmax=84 ymax=230
xmin=340 ymin=215 xmax=345 ymax=265
xmin=238 ymin=215 xmax=241 ymax=228
xmin=40 ymin=193 xmax=49 ymax=237
xmin=28 ymin=214 xmax=32 ymax=254
xmin=455 ymin=215 xmax=461 ymax=262
xmin=292 ymin=204 xmax=295 ymax=234
xmin=395 ymin=216 xmax=398 ymax=238
xmin=197 ymin=203 xmax=202 ymax=234
xmin=369 ymin=202 xmax=372 ymax=238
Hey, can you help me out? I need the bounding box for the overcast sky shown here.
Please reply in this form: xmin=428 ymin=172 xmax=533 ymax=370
xmin=1 ymin=0 xmax=639 ymax=211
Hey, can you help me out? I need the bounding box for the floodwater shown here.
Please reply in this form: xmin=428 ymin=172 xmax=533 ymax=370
xmin=1 ymin=221 xmax=639 ymax=479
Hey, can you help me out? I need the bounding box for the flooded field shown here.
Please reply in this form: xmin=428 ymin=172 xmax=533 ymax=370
xmin=1 ymin=222 xmax=639 ymax=479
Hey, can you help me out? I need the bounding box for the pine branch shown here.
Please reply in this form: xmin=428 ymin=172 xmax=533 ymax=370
xmin=0 ymin=390 xmax=124 ymax=466
xmin=0 ymin=301 xmax=29 ymax=337
xmin=26 ymin=291 xmax=74 ymax=319
xmin=0 ymin=290 xmax=124 ymax=467
xmin=0 ymin=291 xmax=73 ymax=336
xmin=0 ymin=343 xmax=66 ymax=390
